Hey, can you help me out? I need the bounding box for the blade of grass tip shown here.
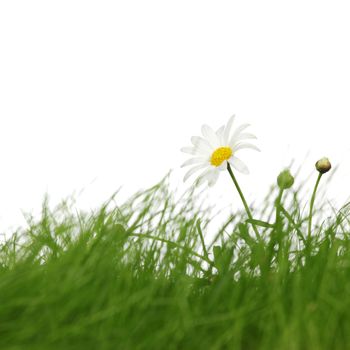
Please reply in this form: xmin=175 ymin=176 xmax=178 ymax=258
xmin=208 ymin=215 xmax=234 ymax=250
xmin=338 ymin=202 xmax=350 ymax=229
xmin=246 ymin=219 xmax=275 ymax=229
xmin=327 ymin=199 xmax=346 ymax=234
xmin=279 ymin=205 xmax=306 ymax=245
xmin=259 ymin=184 xmax=275 ymax=219
xmin=196 ymin=219 xmax=210 ymax=262
xmin=129 ymin=233 xmax=214 ymax=266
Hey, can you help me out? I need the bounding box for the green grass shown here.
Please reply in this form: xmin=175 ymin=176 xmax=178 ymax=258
xmin=1 ymin=174 xmax=350 ymax=349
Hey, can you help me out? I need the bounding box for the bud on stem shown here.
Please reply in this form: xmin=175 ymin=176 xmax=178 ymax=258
xmin=277 ymin=169 xmax=294 ymax=190
xmin=315 ymin=157 xmax=331 ymax=174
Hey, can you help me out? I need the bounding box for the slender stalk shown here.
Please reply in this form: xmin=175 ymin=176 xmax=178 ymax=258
xmin=308 ymin=172 xmax=323 ymax=239
xmin=266 ymin=189 xmax=284 ymax=267
xmin=227 ymin=163 xmax=260 ymax=239
xmin=275 ymin=188 xmax=284 ymax=229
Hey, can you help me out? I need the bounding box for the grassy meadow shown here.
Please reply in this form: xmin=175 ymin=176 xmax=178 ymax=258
xmin=1 ymin=169 xmax=350 ymax=349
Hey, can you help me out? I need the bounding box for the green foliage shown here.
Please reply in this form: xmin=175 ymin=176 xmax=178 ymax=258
xmin=1 ymin=176 xmax=350 ymax=349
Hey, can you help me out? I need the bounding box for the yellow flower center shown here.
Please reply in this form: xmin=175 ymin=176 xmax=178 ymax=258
xmin=210 ymin=147 xmax=233 ymax=167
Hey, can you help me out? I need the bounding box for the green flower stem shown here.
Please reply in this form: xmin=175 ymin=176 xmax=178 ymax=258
xmin=275 ymin=188 xmax=284 ymax=229
xmin=308 ymin=172 xmax=323 ymax=240
xmin=227 ymin=163 xmax=260 ymax=240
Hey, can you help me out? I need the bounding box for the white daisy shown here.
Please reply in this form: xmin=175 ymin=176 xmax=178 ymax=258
xmin=181 ymin=115 xmax=260 ymax=187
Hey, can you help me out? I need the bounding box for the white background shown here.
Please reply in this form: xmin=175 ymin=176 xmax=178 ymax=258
xmin=1 ymin=1 xmax=350 ymax=235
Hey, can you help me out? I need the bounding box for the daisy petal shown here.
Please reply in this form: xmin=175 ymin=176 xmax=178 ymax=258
xmin=208 ymin=170 xmax=219 ymax=187
xmin=180 ymin=147 xmax=197 ymax=155
xmin=234 ymin=133 xmax=257 ymax=143
xmin=223 ymin=115 xmax=235 ymax=144
xmin=201 ymin=124 xmax=220 ymax=148
xmin=196 ymin=169 xmax=212 ymax=186
xmin=234 ymin=143 xmax=261 ymax=152
xmin=216 ymin=125 xmax=225 ymax=134
xmin=191 ymin=136 xmax=212 ymax=153
xmin=229 ymin=156 xmax=249 ymax=175
xmin=184 ymin=163 xmax=208 ymax=182
xmin=217 ymin=161 xmax=228 ymax=171
xmin=181 ymin=157 xmax=206 ymax=168
xmin=229 ymin=123 xmax=250 ymax=146
xmin=216 ymin=125 xmax=225 ymax=144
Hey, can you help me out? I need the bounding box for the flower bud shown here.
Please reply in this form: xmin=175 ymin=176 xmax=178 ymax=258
xmin=277 ymin=169 xmax=294 ymax=190
xmin=315 ymin=157 xmax=331 ymax=174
